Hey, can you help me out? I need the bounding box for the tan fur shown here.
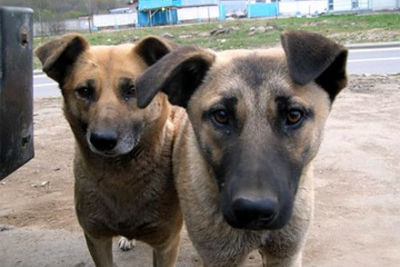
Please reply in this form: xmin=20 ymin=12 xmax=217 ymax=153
xmin=35 ymin=34 xmax=184 ymax=267
xmin=173 ymin=51 xmax=320 ymax=266
xmin=135 ymin=31 xmax=347 ymax=267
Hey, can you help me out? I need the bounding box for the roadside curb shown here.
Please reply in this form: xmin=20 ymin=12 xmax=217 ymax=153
xmin=33 ymin=69 xmax=43 ymax=75
xmin=346 ymin=41 xmax=400 ymax=50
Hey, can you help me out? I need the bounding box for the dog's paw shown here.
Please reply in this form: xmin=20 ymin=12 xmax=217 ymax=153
xmin=118 ymin=237 xmax=136 ymax=251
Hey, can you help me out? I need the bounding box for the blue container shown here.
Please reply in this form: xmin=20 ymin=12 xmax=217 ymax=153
xmin=137 ymin=9 xmax=178 ymax=27
xmin=219 ymin=4 xmax=226 ymax=20
xmin=181 ymin=0 xmax=218 ymax=6
xmin=247 ymin=3 xmax=278 ymax=18
xmin=139 ymin=0 xmax=182 ymax=11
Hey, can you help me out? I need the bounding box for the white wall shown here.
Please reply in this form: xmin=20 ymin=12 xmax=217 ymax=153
xmin=333 ymin=0 xmax=351 ymax=11
xmin=181 ymin=0 xmax=218 ymax=5
xmin=177 ymin=5 xmax=219 ymax=21
xmin=33 ymin=19 xmax=90 ymax=36
xmin=64 ymin=19 xmax=90 ymax=31
xmin=279 ymin=1 xmax=327 ymax=16
xmin=372 ymin=0 xmax=398 ymax=10
xmin=93 ymin=13 xmax=137 ymax=28
xmin=332 ymin=0 xmax=369 ymax=11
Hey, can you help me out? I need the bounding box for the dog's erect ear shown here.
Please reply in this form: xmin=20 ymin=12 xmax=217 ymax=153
xmin=134 ymin=35 xmax=178 ymax=67
xmin=35 ymin=33 xmax=89 ymax=84
xmin=281 ymin=30 xmax=348 ymax=101
xmin=136 ymin=46 xmax=215 ymax=108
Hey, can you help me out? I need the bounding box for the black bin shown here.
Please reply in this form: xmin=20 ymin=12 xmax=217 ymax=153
xmin=0 ymin=7 xmax=34 ymax=180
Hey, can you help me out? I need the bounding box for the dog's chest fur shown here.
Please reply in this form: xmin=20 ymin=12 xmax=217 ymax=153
xmin=74 ymin=114 xmax=179 ymax=241
xmin=174 ymin=122 xmax=314 ymax=265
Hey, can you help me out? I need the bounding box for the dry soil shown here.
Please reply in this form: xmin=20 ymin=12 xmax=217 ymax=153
xmin=1 ymin=75 xmax=399 ymax=267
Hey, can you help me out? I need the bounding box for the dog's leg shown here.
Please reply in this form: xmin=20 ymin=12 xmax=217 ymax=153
xmin=259 ymin=250 xmax=302 ymax=267
xmin=84 ymin=233 xmax=114 ymax=267
xmin=259 ymin=249 xmax=268 ymax=267
xmin=152 ymin=233 xmax=180 ymax=267
xmin=118 ymin=236 xmax=136 ymax=251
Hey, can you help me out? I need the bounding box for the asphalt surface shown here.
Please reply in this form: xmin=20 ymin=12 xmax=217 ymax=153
xmin=34 ymin=73 xmax=61 ymax=99
xmin=347 ymin=46 xmax=400 ymax=75
xmin=33 ymin=44 xmax=400 ymax=99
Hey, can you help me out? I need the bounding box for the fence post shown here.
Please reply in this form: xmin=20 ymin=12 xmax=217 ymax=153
xmin=276 ymin=2 xmax=279 ymax=18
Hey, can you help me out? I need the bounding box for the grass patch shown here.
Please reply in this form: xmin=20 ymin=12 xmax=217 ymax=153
xmin=34 ymin=12 xmax=400 ymax=69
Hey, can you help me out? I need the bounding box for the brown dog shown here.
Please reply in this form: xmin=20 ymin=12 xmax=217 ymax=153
xmin=135 ymin=31 xmax=348 ymax=266
xmin=35 ymin=34 xmax=183 ymax=267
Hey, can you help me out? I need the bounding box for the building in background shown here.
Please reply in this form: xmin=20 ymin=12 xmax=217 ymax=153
xmin=136 ymin=0 xmax=220 ymax=26
xmin=328 ymin=0 xmax=399 ymax=12
xmin=178 ymin=0 xmax=220 ymax=23
xmin=279 ymin=0 xmax=327 ymax=16
xmin=92 ymin=2 xmax=138 ymax=30
xmin=33 ymin=0 xmax=400 ymax=36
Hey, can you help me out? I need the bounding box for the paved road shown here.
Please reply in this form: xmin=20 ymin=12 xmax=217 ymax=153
xmin=33 ymin=74 xmax=61 ymax=98
xmin=34 ymin=45 xmax=400 ymax=99
xmin=347 ymin=46 xmax=400 ymax=75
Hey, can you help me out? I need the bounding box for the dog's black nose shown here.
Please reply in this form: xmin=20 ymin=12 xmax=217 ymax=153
xmin=90 ymin=131 xmax=118 ymax=151
xmin=232 ymin=197 xmax=277 ymax=226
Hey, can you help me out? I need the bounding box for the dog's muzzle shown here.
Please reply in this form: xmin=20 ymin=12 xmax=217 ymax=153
xmin=225 ymin=197 xmax=279 ymax=230
xmin=89 ymin=130 xmax=119 ymax=152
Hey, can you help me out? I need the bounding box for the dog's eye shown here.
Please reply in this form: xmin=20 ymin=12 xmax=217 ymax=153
xmin=286 ymin=109 xmax=303 ymax=125
xmin=122 ymin=84 xmax=136 ymax=100
xmin=213 ymin=109 xmax=229 ymax=125
xmin=75 ymin=86 xmax=94 ymax=101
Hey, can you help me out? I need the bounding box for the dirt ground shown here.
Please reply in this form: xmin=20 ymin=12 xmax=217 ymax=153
xmin=1 ymin=75 xmax=399 ymax=267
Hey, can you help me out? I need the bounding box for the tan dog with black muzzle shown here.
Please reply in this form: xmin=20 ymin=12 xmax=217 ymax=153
xmin=136 ymin=31 xmax=348 ymax=266
xmin=35 ymin=34 xmax=184 ymax=267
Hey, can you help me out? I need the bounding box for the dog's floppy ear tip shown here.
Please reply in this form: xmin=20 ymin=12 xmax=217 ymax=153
xmin=35 ymin=41 xmax=55 ymax=66
xmin=280 ymin=30 xmax=328 ymax=43
xmin=35 ymin=33 xmax=88 ymax=64
xmin=280 ymin=30 xmax=292 ymax=40
xmin=134 ymin=35 xmax=177 ymax=66
xmin=280 ymin=30 xmax=304 ymax=45
xmin=280 ymin=30 xmax=348 ymax=95
xmin=135 ymin=46 xmax=216 ymax=109
xmin=34 ymin=33 xmax=89 ymax=83
xmin=34 ymin=47 xmax=46 ymax=66
xmin=135 ymin=35 xmax=165 ymax=46
xmin=136 ymin=92 xmax=153 ymax=109
xmin=137 ymin=98 xmax=150 ymax=109
xmin=138 ymin=34 xmax=179 ymax=49
xmin=136 ymin=75 xmax=158 ymax=108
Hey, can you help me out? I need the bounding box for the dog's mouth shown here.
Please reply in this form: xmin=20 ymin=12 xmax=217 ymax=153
xmin=223 ymin=210 xmax=280 ymax=231
xmin=222 ymin=201 xmax=278 ymax=230
xmin=94 ymin=150 xmax=123 ymax=158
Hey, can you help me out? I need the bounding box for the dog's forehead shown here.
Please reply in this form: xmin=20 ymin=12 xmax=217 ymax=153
xmin=206 ymin=49 xmax=290 ymax=98
xmin=85 ymin=44 xmax=145 ymax=69
xmin=219 ymin=48 xmax=285 ymax=76
xmin=69 ymin=44 xmax=147 ymax=86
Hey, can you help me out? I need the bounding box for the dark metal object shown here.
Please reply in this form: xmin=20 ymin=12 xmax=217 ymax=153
xmin=0 ymin=7 xmax=34 ymax=180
